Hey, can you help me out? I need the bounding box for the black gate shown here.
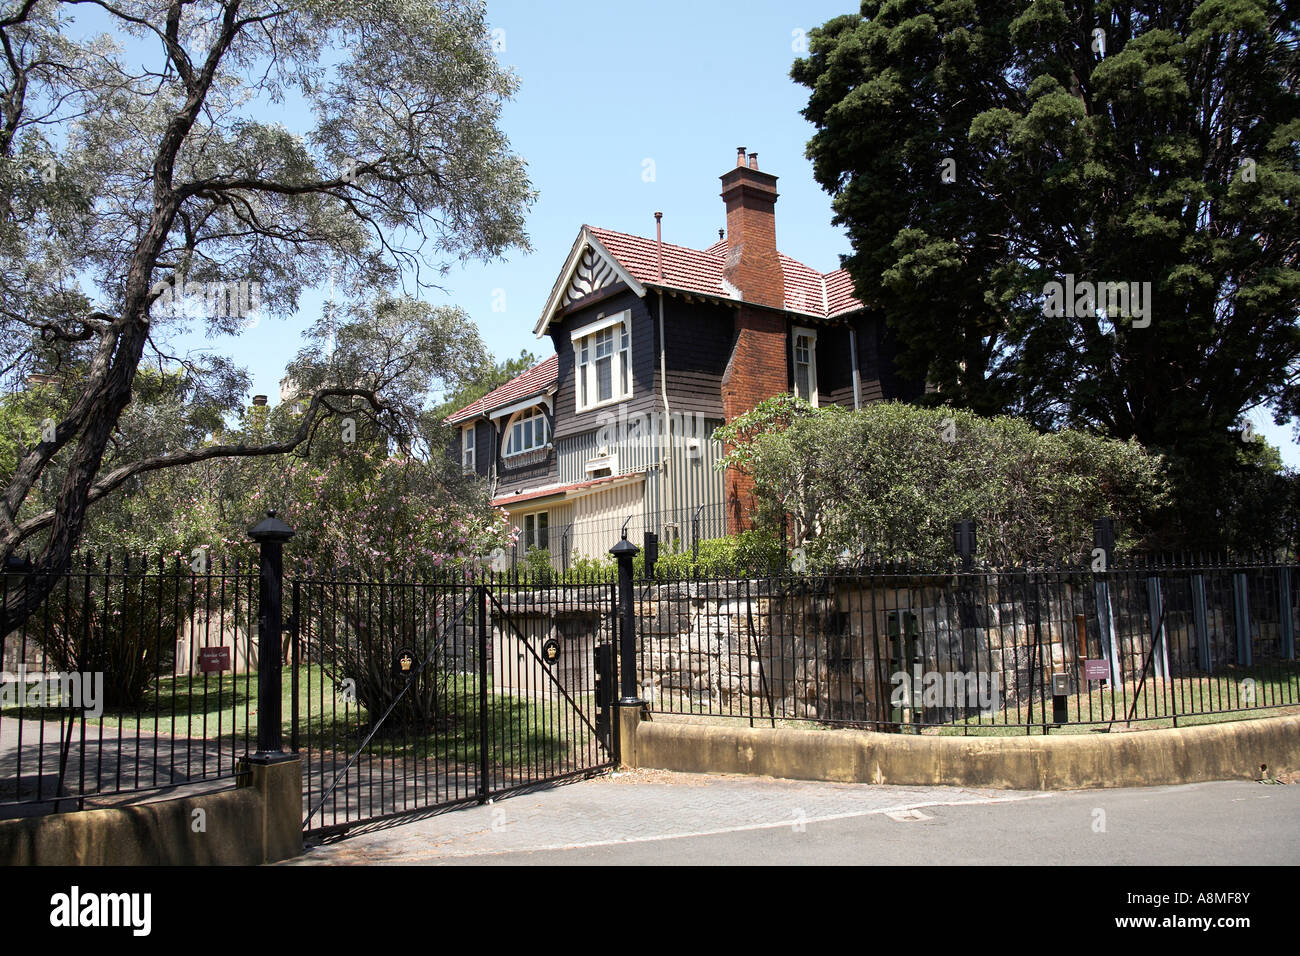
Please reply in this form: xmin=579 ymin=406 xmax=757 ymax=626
xmin=293 ymin=571 xmax=617 ymax=836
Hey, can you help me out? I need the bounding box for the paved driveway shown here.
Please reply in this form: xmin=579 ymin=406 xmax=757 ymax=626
xmin=288 ymin=769 xmax=1300 ymax=865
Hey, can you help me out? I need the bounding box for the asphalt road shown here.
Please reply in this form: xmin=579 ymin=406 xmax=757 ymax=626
xmin=290 ymin=769 xmax=1300 ymax=866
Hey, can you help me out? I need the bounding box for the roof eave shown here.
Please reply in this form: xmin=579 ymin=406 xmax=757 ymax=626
xmin=534 ymin=227 xmax=647 ymax=338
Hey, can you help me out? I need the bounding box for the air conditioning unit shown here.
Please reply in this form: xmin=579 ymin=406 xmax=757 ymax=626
xmin=596 ymin=445 xmax=609 ymax=457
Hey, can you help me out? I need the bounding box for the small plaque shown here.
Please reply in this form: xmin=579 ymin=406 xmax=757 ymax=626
xmin=198 ymin=646 xmax=230 ymax=673
xmin=1084 ymin=658 xmax=1110 ymax=682
xmin=542 ymin=637 xmax=561 ymax=665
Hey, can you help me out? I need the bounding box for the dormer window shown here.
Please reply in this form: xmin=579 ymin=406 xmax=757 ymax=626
xmin=504 ymin=406 xmax=549 ymax=456
xmin=572 ymin=311 xmax=632 ymax=412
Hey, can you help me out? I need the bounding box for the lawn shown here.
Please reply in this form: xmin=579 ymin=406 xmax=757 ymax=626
xmin=646 ymin=662 xmax=1300 ymax=736
xmin=1 ymin=665 xmax=592 ymax=768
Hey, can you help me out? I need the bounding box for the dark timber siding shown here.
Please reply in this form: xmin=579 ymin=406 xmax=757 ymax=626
xmin=548 ymin=288 xmax=658 ymax=441
xmin=475 ymin=420 xmax=493 ymax=476
xmin=814 ymin=321 xmax=856 ymax=409
xmin=658 ymin=292 xmax=734 ymax=420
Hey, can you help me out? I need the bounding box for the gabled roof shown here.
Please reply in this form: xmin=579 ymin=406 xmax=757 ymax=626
xmin=534 ymin=225 xmax=865 ymax=335
xmin=446 ymin=354 xmax=558 ymax=425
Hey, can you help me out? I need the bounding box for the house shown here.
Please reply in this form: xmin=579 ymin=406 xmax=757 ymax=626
xmin=448 ymin=148 xmax=921 ymax=566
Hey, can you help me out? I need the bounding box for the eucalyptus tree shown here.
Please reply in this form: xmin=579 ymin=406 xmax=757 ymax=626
xmin=0 ymin=0 xmax=533 ymax=625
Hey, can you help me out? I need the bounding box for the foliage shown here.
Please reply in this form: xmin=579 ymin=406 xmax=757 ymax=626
xmin=792 ymin=1 xmax=1300 ymax=546
xmin=0 ymin=0 xmax=534 ymax=628
xmin=719 ymin=399 xmax=1169 ymax=566
xmin=435 ymin=348 xmax=540 ymax=421
xmin=652 ymin=531 xmax=784 ymax=578
xmin=26 ymin=563 xmax=188 ymax=709
xmin=522 ymin=546 xmax=555 ymax=583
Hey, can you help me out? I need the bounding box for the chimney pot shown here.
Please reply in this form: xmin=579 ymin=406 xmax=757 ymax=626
xmin=719 ymin=149 xmax=781 ymax=307
xmin=252 ymin=394 xmax=268 ymax=406
xmin=736 ymin=146 xmax=746 ymax=167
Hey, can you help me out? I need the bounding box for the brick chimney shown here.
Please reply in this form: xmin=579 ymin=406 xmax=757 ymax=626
xmin=720 ymin=146 xmax=783 ymax=308
xmin=719 ymin=148 xmax=788 ymax=533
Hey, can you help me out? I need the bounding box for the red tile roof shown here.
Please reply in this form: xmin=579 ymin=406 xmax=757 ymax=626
xmin=492 ymin=471 xmax=643 ymax=508
xmin=587 ymin=226 xmax=863 ymax=319
xmin=446 ymin=353 xmax=558 ymax=425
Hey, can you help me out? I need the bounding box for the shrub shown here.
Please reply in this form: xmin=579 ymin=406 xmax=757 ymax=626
xmin=717 ymin=397 xmax=1169 ymax=566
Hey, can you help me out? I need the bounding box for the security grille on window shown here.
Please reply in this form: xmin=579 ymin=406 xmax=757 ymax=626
xmin=504 ymin=407 xmax=548 ymax=456
xmin=793 ymin=327 xmax=818 ymax=406
xmin=461 ymin=424 xmax=475 ymax=473
xmin=573 ymin=312 xmax=631 ymax=411
xmin=523 ymin=512 xmax=548 ymax=551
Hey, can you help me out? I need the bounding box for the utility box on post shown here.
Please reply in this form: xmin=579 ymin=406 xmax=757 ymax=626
xmin=1051 ymin=673 xmax=1070 ymax=725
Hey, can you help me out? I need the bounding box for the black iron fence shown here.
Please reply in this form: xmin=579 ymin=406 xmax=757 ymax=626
xmin=295 ymin=566 xmax=617 ymax=836
xmin=635 ymin=557 xmax=1300 ymax=733
xmin=0 ymin=553 xmax=259 ymax=816
xmin=500 ymin=501 xmax=731 ymax=573
xmin=1 ymin=548 xmax=620 ymax=829
xmin=7 ymin=531 xmax=1299 ymax=827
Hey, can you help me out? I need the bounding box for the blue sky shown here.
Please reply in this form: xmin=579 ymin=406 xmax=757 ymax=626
xmin=185 ymin=0 xmax=859 ymax=402
xmin=99 ymin=0 xmax=1300 ymax=465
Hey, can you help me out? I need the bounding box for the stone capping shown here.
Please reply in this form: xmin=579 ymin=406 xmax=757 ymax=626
xmin=626 ymin=713 xmax=1300 ymax=791
xmin=0 ymin=755 xmax=303 ymax=865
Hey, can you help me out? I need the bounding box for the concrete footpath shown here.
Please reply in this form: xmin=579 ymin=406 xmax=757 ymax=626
xmin=287 ymin=769 xmax=1300 ymax=866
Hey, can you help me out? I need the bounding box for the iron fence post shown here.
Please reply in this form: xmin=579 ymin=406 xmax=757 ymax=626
xmin=248 ymin=510 xmax=295 ymax=763
xmin=610 ymin=534 xmax=641 ymax=704
xmin=477 ymin=583 xmax=491 ymax=803
xmin=290 ymin=578 xmax=300 ymax=753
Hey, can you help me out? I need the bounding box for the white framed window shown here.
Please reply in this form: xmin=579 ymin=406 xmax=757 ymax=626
xmin=572 ymin=311 xmax=632 ymax=412
xmin=792 ymin=326 xmax=818 ymax=406
xmin=522 ymin=511 xmax=549 ymax=551
xmin=461 ymin=424 xmax=476 ymax=473
xmin=504 ymin=406 xmax=549 ymax=457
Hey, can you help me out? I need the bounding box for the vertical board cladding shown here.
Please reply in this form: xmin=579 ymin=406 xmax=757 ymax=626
xmin=548 ymin=287 xmax=657 ymax=442
xmin=555 ymin=411 xmax=725 ymax=513
xmin=556 ymin=415 xmax=661 ymax=484
xmin=542 ymin=501 xmax=575 ymax=564
xmin=502 ymin=499 xmax=572 ymax=565
xmin=570 ymin=478 xmax=647 ymax=560
xmin=643 ymin=418 xmax=727 ymax=545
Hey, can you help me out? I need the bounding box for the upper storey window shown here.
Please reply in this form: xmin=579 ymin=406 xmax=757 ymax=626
xmin=461 ymin=424 xmax=476 ymax=473
xmin=792 ymin=326 xmax=818 ymax=406
xmin=572 ymin=311 xmax=631 ymax=412
xmin=504 ymin=406 xmax=549 ymax=456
